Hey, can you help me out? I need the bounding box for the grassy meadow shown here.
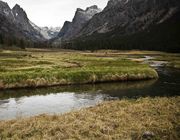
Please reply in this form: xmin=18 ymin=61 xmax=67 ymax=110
xmin=0 ymin=97 xmax=179 ymax=139
xmin=0 ymin=49 xmax=179 ymax=139
xmin=82 ymin=50 xmax=180 ymax=69
xmin=0 ymin=48 xmax=159 ymax=89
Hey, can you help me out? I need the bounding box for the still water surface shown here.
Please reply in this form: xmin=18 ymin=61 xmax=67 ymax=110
xmin=0 ymin=68 xmax=179 ymax=120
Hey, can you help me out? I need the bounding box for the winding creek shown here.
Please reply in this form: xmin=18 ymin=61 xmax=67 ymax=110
xmin=0 ymin=56 xmax=180 ymax=120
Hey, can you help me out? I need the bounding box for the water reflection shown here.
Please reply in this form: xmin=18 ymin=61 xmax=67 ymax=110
xmin=0 ymin=80 xmax=156 ymax=120
xmin=0 ymin=80 xmax=156 ymax=100
xmin=0 ymin=93 xmax=107 ymax=120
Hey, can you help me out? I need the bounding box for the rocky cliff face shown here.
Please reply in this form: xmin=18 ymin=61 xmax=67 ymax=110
xmin=78 ymin=0 xmax=180 ymax=36
xmin=0 ymin=11 xmax=24 ymax=39
xmin=56 ymin=5 xmax=101 ymax=41
xmin=0 ymin=1 xmax=20 ymax=37
xmin=0 ymin=1 xmax=44 ymax=41
xmin=57 ymin=21 xmax=71 ymax=38
xmin=0 ymin=1 xmax=14 ymax=20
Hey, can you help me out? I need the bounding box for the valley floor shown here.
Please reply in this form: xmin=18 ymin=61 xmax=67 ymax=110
xmin=0 ymin=48 xmax=162 ymax=89
xmin=0 ymin=97 xmax=179 ymax=139
xmin=0 ymin=49 xmax=179 ymax=139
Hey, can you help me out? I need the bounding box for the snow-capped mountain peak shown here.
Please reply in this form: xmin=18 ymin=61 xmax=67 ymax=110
xmin=29 ymin=22 xmax=61 ymax=39
xmin=40 ymin=26 xmax=61 ymax=39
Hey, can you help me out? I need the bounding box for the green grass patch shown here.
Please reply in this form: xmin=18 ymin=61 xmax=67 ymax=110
xmin=0 ymin=49 xmax=158 ymax=89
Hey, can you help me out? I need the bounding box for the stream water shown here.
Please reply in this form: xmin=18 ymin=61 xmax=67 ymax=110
xmin=0 ymin=62 xmax=179 ymax=120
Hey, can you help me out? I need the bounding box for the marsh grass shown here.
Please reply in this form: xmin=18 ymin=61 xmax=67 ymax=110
xmin=0 ymin=49 xmax=159 ymax=89
xmin=154 ymin=55 xmax=180 ymax=69
xmin=0 ymin=97 xmax=179 ymax=139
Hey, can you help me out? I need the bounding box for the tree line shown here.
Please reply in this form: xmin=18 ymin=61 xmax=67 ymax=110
xmin=0 ymin=34 xmax=53 ymax=49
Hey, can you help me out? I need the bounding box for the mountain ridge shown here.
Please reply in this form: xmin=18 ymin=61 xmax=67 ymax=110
xmin=78 ymin=0 xmax=180 ymax=37
xmin=0 ymin=0 xmax=60 ymax=42
xmin=0 ymin=0 xmax=45 ymax=41
xmin=55 ymin=5 xmax=101 ymax=41
xmin=55 ymin=0 xmax=180 ymax=52
xmin=0 ymin=0 xmax=180 ymax=52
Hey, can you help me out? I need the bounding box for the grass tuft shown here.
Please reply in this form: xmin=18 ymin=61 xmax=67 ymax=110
xmin=0 ymin=97 xmax=179 ymax=139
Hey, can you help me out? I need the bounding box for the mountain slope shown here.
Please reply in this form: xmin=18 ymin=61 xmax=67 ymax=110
xmin=0 ymin=12 xmax=25 ymax=40
xmin=0 ymin=1 xmax=21 ymax=38
xmin=62 ymin=0 xmax=180 ymax=52
xmin=56 ymin=5 xmax=101 ymax=41
xmin=79 ymin=0 xmax=180 ymax=36
xmin=71 ymin=10 xmax=180 ymax=52
xmin=0 ymin=1 xmax=44 ymax=42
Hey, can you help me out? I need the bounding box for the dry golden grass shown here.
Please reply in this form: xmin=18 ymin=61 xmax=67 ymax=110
xmin=0 ymin=97 xmax=179 ymax=140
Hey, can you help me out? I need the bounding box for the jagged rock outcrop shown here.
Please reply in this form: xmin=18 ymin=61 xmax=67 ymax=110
xmin=0 ymin=1 xmax=14 ymax=20
xmin=78 ymin=0 xmax=180 ymax=36
xmin=0 ymin=1 xmax=44 ymax=41
xmin=0 ymin=11 xmax=24 ymax=39
xmin=0 ymin=1 xmax=22 ymax=38
xmin=56 ymin=5 xmax=101 ymax=41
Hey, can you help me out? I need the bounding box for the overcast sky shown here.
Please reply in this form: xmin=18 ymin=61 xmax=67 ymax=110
xmin=3 ymin=0 xmax=108 ymax=27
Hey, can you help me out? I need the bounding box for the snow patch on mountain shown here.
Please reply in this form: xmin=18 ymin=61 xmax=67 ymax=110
xmin=40 ymin=27 xmax=61 ymax=39
xmin=29 ymin=21 xmax=61 ymax=39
